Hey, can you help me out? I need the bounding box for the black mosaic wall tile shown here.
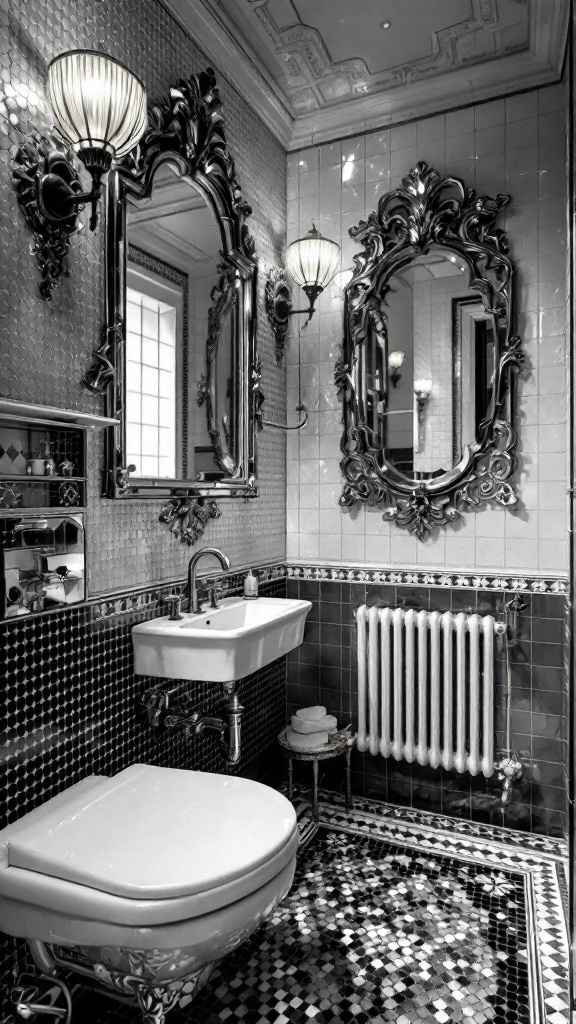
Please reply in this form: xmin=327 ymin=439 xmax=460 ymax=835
xmin=286 ymin=578 xmax=570 ymax=839
xmin=1 ymin=0 xmax=287 ymax=593
xmin=0 ymin=574 xmax=287 ymax=1018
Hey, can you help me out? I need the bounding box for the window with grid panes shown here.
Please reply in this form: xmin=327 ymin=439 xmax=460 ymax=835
xmin=125 ymin=266 xmax=183 ymax=478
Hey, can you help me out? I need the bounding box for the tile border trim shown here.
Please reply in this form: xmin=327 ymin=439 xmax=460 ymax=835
xmin=2 ymin=557 xmax=567 ymax=627
xmin=318 ymin=790 xmax=568 ymax=859
xmin=286 ymin=561 xmax=569 ymax=595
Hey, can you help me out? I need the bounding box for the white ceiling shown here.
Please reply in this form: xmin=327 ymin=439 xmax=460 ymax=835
xmin=166 ymin=0 xmax=568 ymax=149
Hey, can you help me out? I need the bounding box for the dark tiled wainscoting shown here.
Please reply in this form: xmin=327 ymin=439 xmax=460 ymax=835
xmin=286 ymin=578 xmax=569 ymax=838
xmin=0 ymin=577 xmax=287 ymax=1018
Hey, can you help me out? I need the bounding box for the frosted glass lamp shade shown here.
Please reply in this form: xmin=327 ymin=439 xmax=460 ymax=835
xmin=414 ymin=379 xmax=432 ymax=397
xmin=47 ymin=50 xmax=147 ymax=166
xmin=285 ymin=224 xmax=340 ymax=295
xmin=389 ymin=350 xmax=405 ymax=370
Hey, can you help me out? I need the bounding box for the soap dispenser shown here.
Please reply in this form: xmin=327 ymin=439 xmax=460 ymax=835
xmin=243 ymin=569 xmax=259 ymax=600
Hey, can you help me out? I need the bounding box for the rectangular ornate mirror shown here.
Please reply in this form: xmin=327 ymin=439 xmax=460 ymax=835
xmin=84 ymin=70 xmax=261 ymax=505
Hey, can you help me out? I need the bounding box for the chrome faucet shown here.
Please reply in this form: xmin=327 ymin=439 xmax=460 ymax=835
xmin=187 ymin=547 xmax=230 ymax=613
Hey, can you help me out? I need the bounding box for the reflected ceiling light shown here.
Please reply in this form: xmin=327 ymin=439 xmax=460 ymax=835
xmin=266 ymin=223 xmax=340 ymax=364
xmin=342 ymin=155 xmax=355 ymax=182
xmin=381 ymin=20 xmax=392 ymax=29
xmin=13 ymin=49 xmax=148 ymax=298
xmin=388 ymin=350 xmax=405 ymax=388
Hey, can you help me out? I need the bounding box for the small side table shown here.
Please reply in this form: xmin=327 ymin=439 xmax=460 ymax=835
xmin=278 ymin=727 xmax=353 ymax=821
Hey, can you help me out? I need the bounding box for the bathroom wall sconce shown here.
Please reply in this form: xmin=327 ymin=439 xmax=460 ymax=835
xmin=265 ymin=224 xmax=340 ymax=365
xmin=13 ymin=50 xmax=147 ymax=299
xmin=388 ymin=350 xmax=405 ymax=387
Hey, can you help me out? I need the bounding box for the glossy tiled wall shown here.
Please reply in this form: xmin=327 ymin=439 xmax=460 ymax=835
xmin=0 ymin=0 xmax=287 ymax=594
xmin=286 ymin=84 xmax=569 ymax=576
xmin=286 ymin=577 xmax=569 ymax=838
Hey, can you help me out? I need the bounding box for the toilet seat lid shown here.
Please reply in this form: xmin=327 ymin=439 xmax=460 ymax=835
xmin=3 ymin=765 xmax=297 ymax=900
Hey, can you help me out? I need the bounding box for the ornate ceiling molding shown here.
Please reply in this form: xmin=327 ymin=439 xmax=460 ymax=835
xmin=164 ymin=0 xmax=294 ymax=148
xmin=248 ymin=0 xmax=529 ymax=114
xmin=290 ymin=49 xmax=564 ymax=149
xmin=165 ymin=0 xmax=568 ymax=151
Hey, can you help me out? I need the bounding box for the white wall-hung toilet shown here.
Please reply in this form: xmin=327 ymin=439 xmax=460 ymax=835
xmin=0 ymin=764 xmax=298 ymax=1023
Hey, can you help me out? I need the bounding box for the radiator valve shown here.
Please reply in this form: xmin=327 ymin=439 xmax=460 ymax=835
xmin=496 ymin=753 xmax=523 ymax=807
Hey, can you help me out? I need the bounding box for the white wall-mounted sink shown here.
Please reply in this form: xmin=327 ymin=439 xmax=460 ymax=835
xmin=132 ymin=597 xmax=312 ymax=682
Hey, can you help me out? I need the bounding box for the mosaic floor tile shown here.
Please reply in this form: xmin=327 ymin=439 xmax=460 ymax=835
xmin=72 ymin=800 xmax=569 ymax=1024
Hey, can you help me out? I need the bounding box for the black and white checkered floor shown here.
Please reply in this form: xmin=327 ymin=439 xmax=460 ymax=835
xmin=76 ymin=796 xmax=570 ymax=1024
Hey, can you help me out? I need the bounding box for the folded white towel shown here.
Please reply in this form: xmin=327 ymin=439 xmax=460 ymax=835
xmin=284 ymin=728 xmax=329 ymax=751
xmin=295 ymin=705 xmax=326 ymax=722
xmin=291 ymin=714 xmax=337 ymax=735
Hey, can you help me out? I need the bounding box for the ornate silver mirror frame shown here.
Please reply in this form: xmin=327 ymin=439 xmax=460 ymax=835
xmin=84 ymin=69 xmax=261 ymax=513
xmin=336 ymin=162 xmax=523 ymax=540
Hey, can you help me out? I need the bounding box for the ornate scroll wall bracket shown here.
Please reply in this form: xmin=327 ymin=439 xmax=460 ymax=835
xmin=337 ymin=161 xmax=523 ymax=539
xmin=81 ymin=322 xmax=122 ymax=395
xmin=252 ymin=358 xmax=265 ymax=432
xmin=13 ymin=133 xmax=81 ymax=300
xmin=159 ymin=496 xmax=221 ymax=546
xmin=108 ymin=461 xmax=137 ymax=498
xmin=265 ymin=267 xmax=290 ymax=364
xmin=197 ymin=264 xmax=239 ymax=475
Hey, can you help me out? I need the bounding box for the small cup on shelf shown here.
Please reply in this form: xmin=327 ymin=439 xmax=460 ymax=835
xmin=26 ymin=459 xmax=45 ymax=476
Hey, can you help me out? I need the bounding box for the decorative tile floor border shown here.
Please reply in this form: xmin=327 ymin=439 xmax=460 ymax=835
xmin=317 ymin=795 xmax=570 ymax=1024
xmin=319 ymin=792 xmax=568 ymax=860
xmin=287 ymin=562 xmax=569 ymax=595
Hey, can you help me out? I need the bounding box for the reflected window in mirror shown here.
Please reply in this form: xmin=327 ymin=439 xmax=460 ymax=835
xmin=126 ymin=261 xmax=183 ymax=479
xmin=124 ymin=159 xmax=227 ymax=485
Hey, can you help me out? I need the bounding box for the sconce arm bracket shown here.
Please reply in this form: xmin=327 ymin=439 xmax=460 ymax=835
xmin=13 ymin=133 xmax=82 ymax=300
xmin=265 ymin=270 xmax=322 ymax=365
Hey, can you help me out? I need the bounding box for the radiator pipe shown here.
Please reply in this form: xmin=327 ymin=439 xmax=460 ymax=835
xmin=495 ymin=628 xmax=523 ymax=808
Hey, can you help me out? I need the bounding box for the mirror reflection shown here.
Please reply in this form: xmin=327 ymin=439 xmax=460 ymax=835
xmin=125 ymin=162 xmax=236 ymax=483
xmin=368 ymin=250 xmax=496 ymax=477
xmin=2 ymin=514 xmax=85 ymax=617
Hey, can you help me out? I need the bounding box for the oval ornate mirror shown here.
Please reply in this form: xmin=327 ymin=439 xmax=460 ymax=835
xmin=336 ymin=162 xmax=523 ymax=539
xmin=83 ymin=69 xmax=261 ymax=521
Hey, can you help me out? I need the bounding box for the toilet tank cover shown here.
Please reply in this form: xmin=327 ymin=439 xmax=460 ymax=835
xmin=0 ymin=765 xmax=298 ymax=900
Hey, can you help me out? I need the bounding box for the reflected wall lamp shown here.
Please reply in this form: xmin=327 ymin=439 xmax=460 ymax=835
xmin=414 ymin=378 xmax=432 ymax=453
xmin=265 ymin=224 xmax=340 ymax=366
xmin=388 ymin=350 xmax=405 ymax=388
xmin=13 ymin=49 xmax=147 ymax=299
xmin=414 ymin=378 xmax=432 ymax=414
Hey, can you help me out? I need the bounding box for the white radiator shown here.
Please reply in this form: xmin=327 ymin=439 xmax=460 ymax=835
xmin=355 ymin=605 xmax=505 ymax=778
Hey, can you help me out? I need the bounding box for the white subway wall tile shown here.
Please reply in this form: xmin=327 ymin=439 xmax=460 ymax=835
xmin=287 ymin=83 xmax=568 ymax=577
